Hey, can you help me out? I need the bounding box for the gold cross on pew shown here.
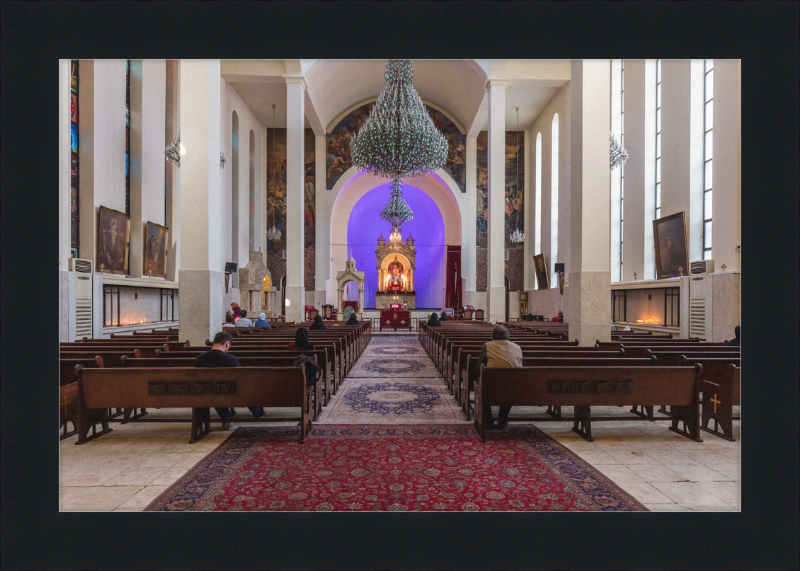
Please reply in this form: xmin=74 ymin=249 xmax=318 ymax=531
xmin=710 ymin=394 xmax=721 ymax=413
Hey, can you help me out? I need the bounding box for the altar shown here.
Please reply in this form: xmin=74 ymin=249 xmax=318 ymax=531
xmin=374 ymin=229 xmax=417 ymax=309
xmin=379 ymin=308 xmax=411 ymax=331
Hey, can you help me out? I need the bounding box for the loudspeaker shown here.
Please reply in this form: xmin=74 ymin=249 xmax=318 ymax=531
xmin=554 ymin=263 xmax=565 ymax=274
xmin=225 ymin=262 xmax=237 ymax=273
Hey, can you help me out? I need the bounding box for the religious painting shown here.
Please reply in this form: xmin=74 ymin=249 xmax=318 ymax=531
xmin=97 ymin=206 xmax=129 ymax=275
xmin=143 ymin=221 xmax=169 ymax=278
xmin=533 ymin=253 xmax=549 ymax=290
xmin=653 ymin=212 xmax=689 ymax=279
xmin=326 ymin=102 xmax=466 ymax=192
xmin=303 ymin=128 xmax=316 ymax=249
xmin=475 ymin=131 xmax=525 ymax=249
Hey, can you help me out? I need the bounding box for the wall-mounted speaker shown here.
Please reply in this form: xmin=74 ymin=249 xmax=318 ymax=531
xmin=554 ymin=263 xmax=565 ymax=274
xmin=225 ymin=262 xmax=237 ymax=273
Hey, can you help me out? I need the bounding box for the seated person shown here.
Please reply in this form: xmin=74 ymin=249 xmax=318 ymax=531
xmin=426 ymin=313 xmax=441 ymax=327
xmin=346 ymin=312 xmax=359 ymax=326
xmin=725 ymin=325 xmax=741 ymax=346
xmin=235 ymin=309 xmax=253 ymax=327
xmin=289 ymin=327 xmax=314 ymax=351
xmin=194 ymin=331 xmax=265 ymax=428
xmin=231 ymin=302 xmax=241 ymax=323
xmin=310 ymin=315 xmax=327 ymax=330
xmin=341 ymin=306 xmax=355 ymax=323
xmin=480 ymin=325 xmax=523 ymax=429
xmin=253 ymin=312 xmax=270 ymax=329
xmin=440 ymin=311 xmax=449 ymax=322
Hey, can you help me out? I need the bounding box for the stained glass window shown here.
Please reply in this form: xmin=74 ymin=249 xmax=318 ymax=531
xmin=70 ymin=60 xmax=79 ymax=255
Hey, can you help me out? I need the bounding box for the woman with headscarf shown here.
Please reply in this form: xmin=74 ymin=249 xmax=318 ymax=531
xmin=341 ymin=305 xmax=355 ymax=323
xmin=254 ymin=312 xmax=271 ymax=329
xmin=440 ymin=311 xmax=449 ymax=322
xmin=310 ymin=314 xmax=327 ymax=330
xmin=346 ymin=312 xmax=359 ymax=326
xmin=290 ymin=326 xmax=314 ymax=351
xmin=426 ymin=312 xmax=441 ymax=327
xmin=231 ymin=302 xmax=241 ymax=323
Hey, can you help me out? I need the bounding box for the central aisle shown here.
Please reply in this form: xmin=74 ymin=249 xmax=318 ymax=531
xmin=316 ymin=335 xmax=469 ymax=425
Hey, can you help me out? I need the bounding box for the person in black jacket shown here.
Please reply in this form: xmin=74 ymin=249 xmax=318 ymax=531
xmin=725 ymin=325 xmax=740 ymax=346
xmin=194 ymin=331 xmax=265 ymax=428
xmin=426 ymin=313 xmax=441 ymax=326
xmin=346 ymin=313 xmax=359 ymax=325
xmin=291 ymin=327 xmax=315 ymax=350
xmin=310 ymin=315 xmax=327 ymax=330
xmin=440 ymin=311 xmax=449 ymax=321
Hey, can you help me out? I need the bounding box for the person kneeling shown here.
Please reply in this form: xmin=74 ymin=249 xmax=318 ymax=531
xmin=480 ymin=325 xmax=523 ymax=429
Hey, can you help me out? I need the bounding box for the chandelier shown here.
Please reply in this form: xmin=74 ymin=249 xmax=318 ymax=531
xmin=164 ymin=132 xmax=184 ymax=166
xmin=510 ymin=107 xmax=525 ymax=244
xmin=610 ymin=131 xmax=628 ymax=172
xmin=351 ymin=60 xmax=448 ymax=230
xmin=266 ymin=104 xmax=282 ymax=243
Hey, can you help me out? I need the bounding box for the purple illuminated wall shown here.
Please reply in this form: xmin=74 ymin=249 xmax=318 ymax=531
xmin=346 ymin=184 xmax=446 ymax=309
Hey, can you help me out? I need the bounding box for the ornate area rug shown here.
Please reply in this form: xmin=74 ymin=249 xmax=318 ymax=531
xmin=348 ymin=356 xmax=440 ymax=378
xmin=370 ymin=335 xmax=422 ymax=345
xmin=364 ymin=344 xmax=426 ymax=357
xmin=145 ymin=425 xmax=647 ymax=512
xmin=317 ymin=378 xmax=467 ymax=424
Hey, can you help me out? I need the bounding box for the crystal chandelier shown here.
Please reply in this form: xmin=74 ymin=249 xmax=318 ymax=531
xmin=351 ymin=60 xmax=448 ymax=231
xmin=266 ymin=104 xmax=282 ymax=243
xmin=165 ymin=132 xmax=183 ymax=166
xmin=510 ymin=107 xmax=525 ymax=244
xmin=610 ymin=131 xmax=628 ymax=172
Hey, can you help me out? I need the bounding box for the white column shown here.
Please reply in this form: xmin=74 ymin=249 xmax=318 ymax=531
xmin=178 ymin=59 xmax=223 ymax=345
xmin=486 ymin=80 xmax=507 ymax=323
xmin=165 ymin=60 xmax=180 ymax=282
xmin=661 ymin=60 xmax=704 ymax=263
xmin=463 ymin=136 xmax=478 ymax=294
xmin=59 ymin=60 xmax=72 ymax=341
xmin=314 ymin=134 xmax=330 ymax=307
xmin=712 ymin=60 xmax=741 ymax=271
xmin=284 ymin=78 xmax=306 ymax=322
xmin=621 ymin=60 xmax=657 ymax=282
xmin=568 ymin=60 xmax=612 ymax=345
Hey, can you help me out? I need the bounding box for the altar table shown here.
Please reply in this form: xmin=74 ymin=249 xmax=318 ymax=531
xmin=379 ymin=309 xmax=411 ymax=332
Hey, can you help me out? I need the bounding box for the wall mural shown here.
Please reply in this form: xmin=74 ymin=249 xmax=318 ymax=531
xmin=266 ymin=128 xmax=316 ymax=291
xmin=475 ymin=131 xmax=525 ymax=250
xmin=326 ymin=102 xmax=467 ymax=192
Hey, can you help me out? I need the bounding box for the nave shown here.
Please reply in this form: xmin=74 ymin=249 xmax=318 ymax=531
xmin=59 ymin=334 xmax=740 ymax=512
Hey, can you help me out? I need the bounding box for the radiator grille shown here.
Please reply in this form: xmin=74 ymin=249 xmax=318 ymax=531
xmin=689 ymin=298 xmax=706 ymax=340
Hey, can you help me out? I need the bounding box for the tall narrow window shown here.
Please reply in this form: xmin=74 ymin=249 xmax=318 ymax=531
xmin=534 ymin=131 xmax=542 ymax=288
xmin=655 ymin=59 xmax=661 ymax=222
xmin=619 ymin=60 xmax=625 ymax=281
xmin=125 ymin=60 xmax=130 ymax=216
xmin=231 ymin=111 xmax=239 ymax=262
xmin=703 ymin=60 xmax=714 ymax=260
xmin=70 ymin=60 xmax=79 ymax=257
xmin=550 ymin=113 xmax=559 ymax=286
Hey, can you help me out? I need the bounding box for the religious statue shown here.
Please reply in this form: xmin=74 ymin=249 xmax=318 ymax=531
xmin=387 ymin=256 xmax=405 ymax=292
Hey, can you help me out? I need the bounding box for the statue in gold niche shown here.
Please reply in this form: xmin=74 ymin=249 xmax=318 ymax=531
xmin=387 ymin=256 xmax=405 ymax=291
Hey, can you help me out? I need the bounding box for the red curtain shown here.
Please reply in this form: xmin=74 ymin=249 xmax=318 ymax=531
xmin=445 ymin=246 xmax=462 ymax=309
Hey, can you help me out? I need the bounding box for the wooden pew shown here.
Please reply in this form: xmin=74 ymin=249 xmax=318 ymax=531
xmin=122 ymin=356 xmax=323 ymax=421
xmin=75 ymin=365 xmax=312 ymax=444
xmin=60 ymin=358 xmax=103 ymax=440
xmin=682 ymin=358 xmax=741 ymax=441
xmin=474 ymin=364 xmax=702 ymax=442
xmin=621 ymin=346 xmax=740 ymax=359
xmin=225 ymin=336 xmax=350 ymax=378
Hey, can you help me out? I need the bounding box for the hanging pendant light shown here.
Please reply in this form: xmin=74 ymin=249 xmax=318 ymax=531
xmin=510 ymin=107 xmax=525 ymax=244
xmin=266 ymin=103 xmax=282 ymax=243
xmin=610 ymin=131 xmax=628 ymax=172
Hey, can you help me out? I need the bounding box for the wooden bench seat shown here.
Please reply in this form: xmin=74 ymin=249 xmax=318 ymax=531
xmin=474 ymin=364 xmax=702 ymax=442
xmin=75 ymin=365 xmax=312 ymax=444
xmin=682 ymin=358 xmax=741 ymax=441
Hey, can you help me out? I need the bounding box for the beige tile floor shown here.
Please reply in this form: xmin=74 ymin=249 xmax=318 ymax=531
xmin=59 ymin=337 xmax=741 ymax=512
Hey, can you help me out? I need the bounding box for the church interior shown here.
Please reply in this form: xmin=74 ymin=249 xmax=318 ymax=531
xmin=54 ymin=58 xmax=749 ymax=518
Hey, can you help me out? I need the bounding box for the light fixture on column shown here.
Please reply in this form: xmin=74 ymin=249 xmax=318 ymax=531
xmin=220 ymin=152 xmax=226 ymax=170
xmin=610 ymin=131 xmax=628 ymax=172
xmin=165 ymin=132 xmax=183 ymax=166
xmin=266 ymin=103 xmax=282 ymax=243
xmin=510 ymin=107 xmax=525 ymax=244
xmin=350 ymin=60 xmax=448 ymax=231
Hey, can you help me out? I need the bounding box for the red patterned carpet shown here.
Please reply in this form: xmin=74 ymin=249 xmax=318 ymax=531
xmin=146 ymin=425 xmax=647 ymax=512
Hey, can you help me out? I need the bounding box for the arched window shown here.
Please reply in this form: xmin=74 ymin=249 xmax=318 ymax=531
xmin=551 ymin=113 xmax=559 ymax=286
xmin=231 ymin=111 xmax=239 ymax=262
xmin=249 ymin=130 xmax=255 ymax=251
xmin=703 ymin=60 xmax=714 ymax=260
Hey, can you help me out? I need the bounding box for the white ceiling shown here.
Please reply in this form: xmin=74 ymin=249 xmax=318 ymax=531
xmin=225 ymin=59 xmax=570 ymax=133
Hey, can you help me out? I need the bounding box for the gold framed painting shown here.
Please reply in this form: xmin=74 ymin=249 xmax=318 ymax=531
xmin=533 ymin=253 xmax=549 ymax=290
xmin=97 ymin=206 xmax=130 ymax=275
xmin=653 ymin=211 xmax=690 ymax=279
xmin=144 ymin=221 xmax=169 ymax=278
